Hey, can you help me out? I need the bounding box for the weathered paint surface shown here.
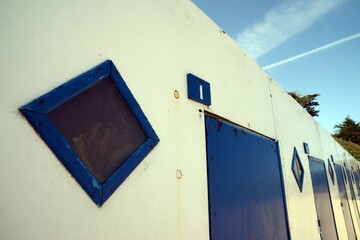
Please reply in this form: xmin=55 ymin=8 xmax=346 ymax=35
xmin=206 ymin=115 xmax=289 ymax=240
xmin=0 ymin=0 xmax=359 ymax=239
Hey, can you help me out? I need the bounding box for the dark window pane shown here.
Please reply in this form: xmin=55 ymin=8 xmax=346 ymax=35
xmin=295 ymin=156 xmax=303 ymax=177
xmin=294 ymin=158 xmax=301 ymax=180
xmin=48 ymin=76 xmax=147 ymax=184
xmin=291 ymin=148 xmax=304 ymax=191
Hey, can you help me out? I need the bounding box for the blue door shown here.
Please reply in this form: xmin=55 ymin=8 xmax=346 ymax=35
xmin=345 ymin=168 xmax=360 ymax=229
xmin=205 ymin=115 xmax=289 ymax=240
xmin=309 ymin=157 xmax=338 ymax=240
xmin=334 ymin=164 xmax=357 ymax=240
xmin=353 ymin=171 xmax=360 ymax=197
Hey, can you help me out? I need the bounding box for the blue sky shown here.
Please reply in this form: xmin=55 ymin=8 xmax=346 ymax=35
xmin=192 ymin=0 xmax=360 ymax=134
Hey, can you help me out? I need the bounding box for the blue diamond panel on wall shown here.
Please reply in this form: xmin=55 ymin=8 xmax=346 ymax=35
xmin=328 ymin=158 xmax=335 ymax=185
xmin=291 ymin=147 xmax=305 ymax=192
xmin=20 ymin=60 xmax=159 ymax=206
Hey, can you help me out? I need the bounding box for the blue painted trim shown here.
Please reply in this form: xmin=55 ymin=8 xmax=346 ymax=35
xmin=291 ymin=147 xmax=305 ymax=192
xmin=334 ymin=163 xmax=357 ymax=238
xmin=20 ymin=110 xmax=103 ymax=205
xmin=205 ymin=115 xmax=290 ymax=239
xmin=343 ymin=166 xmax=348 ymax=184
xmin=21 ymin=61 xmax=111 ymax=113
xmin=20 ymin=60 xmax=159 ymax=206
xmin=187 ymin=73 xmax=211 ymax=106
xmin=110 ymin=62 xmax=159 ymax=141
xmin=308 ymin=156 xmax=339 ymax=240
xmin=328 ymin=158 xmax=335 ymax=185
xmin=102 ymin=138 xmax=158 ymax=204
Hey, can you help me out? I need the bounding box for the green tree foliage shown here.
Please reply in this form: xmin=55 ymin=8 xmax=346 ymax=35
xmin=288 ymin=91 xmax=320 ymax=117
xmin=333 ymin=116 xmax=360 ymax=145
xmin=334 ymin=137 xmax=360 ymax=161
xmin=333 ymin=116 xmax=360 ymax=161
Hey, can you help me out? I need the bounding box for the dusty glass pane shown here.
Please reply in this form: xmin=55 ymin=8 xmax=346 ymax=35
xmin=295 ymin=156 xmax=303 ymax=178
xmin=48 ymin=76 xmax=147 ymax=184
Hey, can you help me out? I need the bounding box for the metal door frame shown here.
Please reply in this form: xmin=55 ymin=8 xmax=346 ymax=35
xmin=205 ymin=113 xmax=291 ymax=240
xmin=309 ymin=156 xmax=339 ymax=240
xmin=334 ymin=163 xmax=357 ymax=240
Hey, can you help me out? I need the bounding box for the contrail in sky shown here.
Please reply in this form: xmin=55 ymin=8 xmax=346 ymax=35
xmin=236 ymin=0 xmax=345 ymax=58
xmin=263 ymin=32 xmax=360 ymax=70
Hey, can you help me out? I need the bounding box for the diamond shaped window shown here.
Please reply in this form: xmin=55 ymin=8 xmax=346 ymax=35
xmin=291 ymin=147 xmax=304 ymax=192
xmin=328 ymin=158 xmax=335 ymax=185
xmin=20 ymin=60 xmax=159 ymax=206
xmin=343 ymin=164 xmax=348 ymax=184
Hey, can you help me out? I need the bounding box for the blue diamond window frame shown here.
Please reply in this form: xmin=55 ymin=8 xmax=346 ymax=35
xmin=328 ymin=158 xmax=335 ymax=185
xmin=19 ymin=60 xmax=159 ymax=206
xmin=343 ymin=166 xmax=348 ymax=185
xmin=291 ymin=147 xmax=305 ymax=192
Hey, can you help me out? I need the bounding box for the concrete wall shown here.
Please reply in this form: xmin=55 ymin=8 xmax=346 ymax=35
xmin=0 ymin=0 xmax=358 ymax=239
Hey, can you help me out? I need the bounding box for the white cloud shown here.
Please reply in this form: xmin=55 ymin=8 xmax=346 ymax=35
xmin=236 ymin=0 xmax=345 ymax=59
xmin=263 ymin=32 xmax=360 ymax=70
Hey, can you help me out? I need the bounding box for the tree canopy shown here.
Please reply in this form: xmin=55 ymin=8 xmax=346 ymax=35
xmin=333 ymin=116 xmax=360 ymax=145
xmin=334 ymin=137 xmax=360 ymax=161
xmin=288 ymin=91 xmax=320 ymax=117
xmin=333 ymin=116 xmax=360 ymax=161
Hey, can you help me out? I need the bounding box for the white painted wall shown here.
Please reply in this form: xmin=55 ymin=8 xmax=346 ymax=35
xmin=0 ymin=0 xmax=358 ymax=239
